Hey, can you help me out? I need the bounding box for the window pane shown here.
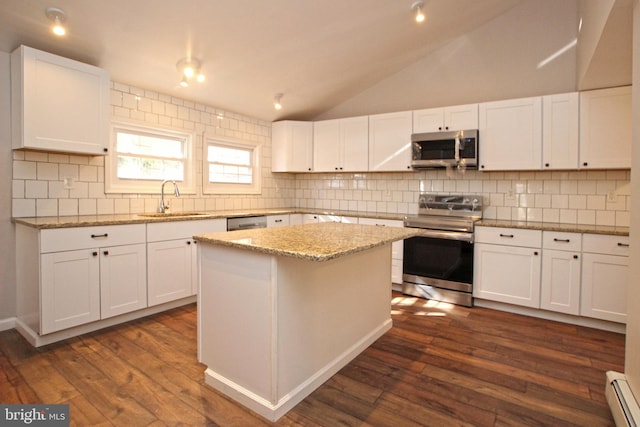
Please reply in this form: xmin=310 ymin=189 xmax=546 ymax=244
xmin=117 ymin=155 xmax=184 ymax=180
xmin=116 ymin=131 xmax=184 ymax=159
xmin=208 ymin=146 xmax=251 ymax=166
xmin=208 ymin=164 xmax=253 ymax=184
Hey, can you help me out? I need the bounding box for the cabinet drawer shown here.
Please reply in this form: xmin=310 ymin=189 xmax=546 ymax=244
xmin=358 ymin=218 xmax=403 ymax=228
xmin=147 ymin=219 xmax=226 ymax=242
xmin=474 ymin=226 xmax=541 ymax=247
xmin=582 ymin=234 xmax=630 ymax=256
xmin=542 ymin=231 xmax=581 ymax=252
xmin=267 ymin=214 xmax=290 ymax=227
xmin=41 ymin=224 xmax=146 ymax=253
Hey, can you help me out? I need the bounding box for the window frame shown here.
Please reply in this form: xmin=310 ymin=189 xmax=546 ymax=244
xmin=105 ymin=121 xmax=196 ymax=194
xmin=203 ymin=135 xmax=262 ymax=195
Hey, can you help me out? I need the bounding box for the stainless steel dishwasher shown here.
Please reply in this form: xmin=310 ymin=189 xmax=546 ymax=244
xmin=226 ymin=216 xmax=267 ymax=231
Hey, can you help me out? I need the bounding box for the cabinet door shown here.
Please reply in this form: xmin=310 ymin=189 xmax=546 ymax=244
xmin=340 ymin=116 xmax=369 ymax=171
xmin=540 ymin=249 xmax=581 ymax=315
xmin=100 ymin=243 xmax=148 ymax=319
xmin=267 ymin=214 xmax=290 ymax=228
xmin=302 ymin=214 xmax=319 ymax=224
xmin=369 ymin=111 xmax=412 ymax=171
xmin=147 ymin=239 xmax=193 ymax=306
xmin=271 ymin=121 xmax=313 ymax=172
xmin=313 ymin=119 xmax=341 ymax=172
xmin=41 ymin=249 xmax=100 ymax=334
xmin=579 ymin=86 xmax=631 ymax=169
xmin=542 ymin=93 xmax=579 ymax=170
xmin=412 ymin=108 xmax=445 ymax=133
xmin=12 ymin=46 xmax=110 ymax=155
xmin=473 ymin=243 xmax=541 ymax=308
xmin=580 ymin=253 xmax=628 ymax=323
xmin=478 ymin=97 xmax=542 ymax=170
xmin=444 ymin=104 xmax=478 ymax=130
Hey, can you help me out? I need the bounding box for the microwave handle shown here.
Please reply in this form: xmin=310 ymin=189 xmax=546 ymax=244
xmin=455 ymin=135 xmax=460 ymax=163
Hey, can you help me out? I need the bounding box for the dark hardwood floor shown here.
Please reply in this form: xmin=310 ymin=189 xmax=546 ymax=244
xmin=0 ymin=292 xmax=625 ymax=426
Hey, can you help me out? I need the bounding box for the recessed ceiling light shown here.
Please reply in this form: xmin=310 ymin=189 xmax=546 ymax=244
xmin=411 ymin=1 xmax=425 ymax=23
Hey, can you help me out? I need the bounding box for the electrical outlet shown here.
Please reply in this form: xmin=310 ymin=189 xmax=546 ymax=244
xmin=63 ymin=177 xmax=75 ymax=189
xmin=506 ymin=188 xmax=516 ymax=200
xmin=607 ymin=190 xmax=617 ymax=203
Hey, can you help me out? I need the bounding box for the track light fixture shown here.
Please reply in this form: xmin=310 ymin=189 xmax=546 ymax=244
xmin=411 ymin=1 xmax=425 ymax=23
xmin=45 ymin=7 xmax=67 ymax=36
xmin=274 ymin=93 xmax=283 ymax=110
xmin=176 ymin=57 xmax=205 ymax=88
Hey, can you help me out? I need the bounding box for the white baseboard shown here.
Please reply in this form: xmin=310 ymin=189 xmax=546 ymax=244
xmin=474 ymin=299 xmax=626 ymax=334
xmin=0 ymin=317 xmax=16 ymax=332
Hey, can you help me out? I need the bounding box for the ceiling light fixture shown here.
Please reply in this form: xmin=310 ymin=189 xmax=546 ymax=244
xmin=274 ymin=93 xmax=283 ymax=110
xmin=176 ymin=57 xmax=205 ymax=87
xmin=411 ymin=1 xmax=425 ymax=23
xmin=45 ymin=7 xmax=67 ymax=36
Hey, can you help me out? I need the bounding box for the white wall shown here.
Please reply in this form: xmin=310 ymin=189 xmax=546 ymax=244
xmin=624 ymin=0 xmax=640 ymax=398
xmin=315 ymin=0 xmax=579 ymax=120
xmin=0 ymin=51 xmax=16 ymax=324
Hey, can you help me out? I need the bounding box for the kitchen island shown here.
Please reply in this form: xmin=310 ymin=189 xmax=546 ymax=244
xmin=194 ymin=222 xmax=421 ymax=421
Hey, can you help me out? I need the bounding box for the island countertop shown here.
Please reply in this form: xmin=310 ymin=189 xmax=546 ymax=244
xmin=194 ymin=222 xmax=422 ymax=262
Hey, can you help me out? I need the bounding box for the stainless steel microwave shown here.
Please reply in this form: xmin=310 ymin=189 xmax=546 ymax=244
xmin=411 ymin=129 xmax=478 ymax=169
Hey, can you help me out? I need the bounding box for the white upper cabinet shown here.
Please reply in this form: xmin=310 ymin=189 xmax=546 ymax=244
xmin=368 ymin=111 xmax=412 ymax=171
xmin=313 ymin=116 xmax=368 ymax=172
xmin=542 ymin=93 xmax=579 ymax=170
xmin=579 ymin=86 xmax=631 ymax=169
xmin=271 ymin=121 xmax=314 ymax=172
xmin=478 ymin=96 xmax=542 ymax=171
xmin=11 ymin=45 xmax=110 ymax=155
xmin=412 ymin=104 xmax=478 ymax=133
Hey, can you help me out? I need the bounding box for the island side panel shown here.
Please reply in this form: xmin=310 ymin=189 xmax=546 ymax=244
xmin=275 ymin=244 xmax=393 ymax=405
xmin=198 ymin=244 xmax=275 ymax=402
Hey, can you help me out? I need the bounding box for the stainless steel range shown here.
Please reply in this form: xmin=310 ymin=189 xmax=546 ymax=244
xmin=402 ymin=194 xmax=482 ymax=307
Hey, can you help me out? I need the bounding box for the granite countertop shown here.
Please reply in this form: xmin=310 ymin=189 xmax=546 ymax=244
xmin=194 ymin=222 xmax=422 ymax=262
xmin=13 ymin=208 xmax=406 ymax=229
xmin=476 ymin=219 xmax=630 ymax=236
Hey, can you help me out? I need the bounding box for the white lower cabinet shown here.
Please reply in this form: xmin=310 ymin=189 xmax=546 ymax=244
xmin=267 ymin=214 xmax=290 ymax=228
xmin=474 ymin=227 xmax=542 ymax=308
xmin=41 ymin=249 xmax=101 ymax=334
xmin=358 ymin=217 xmax=404 ymax=284
xmin=147 ymin=219 xmax=226 ymax=306
xmin=580 ymin=234 xmax=629 ymax=323
xmin=22 ymin=223 xmax=147 ymax=335
xmin=540 ymin=232 xmax=581 ymax=315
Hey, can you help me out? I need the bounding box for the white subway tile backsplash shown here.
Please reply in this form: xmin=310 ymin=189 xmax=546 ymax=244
xmin=13 ymin=161 xmax=37 ymax=180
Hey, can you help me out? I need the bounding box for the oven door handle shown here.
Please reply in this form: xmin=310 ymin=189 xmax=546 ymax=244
xmin=414 ymin=229 xmax=474 ymax=243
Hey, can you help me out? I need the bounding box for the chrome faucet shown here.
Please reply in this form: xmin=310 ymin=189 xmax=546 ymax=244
xmin=160 ymin=180 xmax=180 ymax=213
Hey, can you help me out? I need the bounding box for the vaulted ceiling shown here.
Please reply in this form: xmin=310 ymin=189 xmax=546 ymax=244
xmin=0 ymin=0 xmax=632 ymax=122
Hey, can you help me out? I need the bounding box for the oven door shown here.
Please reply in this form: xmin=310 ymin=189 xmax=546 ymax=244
xmin=402 ymin=234 xmax=474 ymax=293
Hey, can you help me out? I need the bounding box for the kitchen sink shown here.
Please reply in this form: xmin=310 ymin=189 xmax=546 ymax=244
xmin=137 ymin=212 xmax=211 ymax=218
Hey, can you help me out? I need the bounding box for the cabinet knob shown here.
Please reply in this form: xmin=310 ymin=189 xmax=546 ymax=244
xmin=583 ymin=162 xmax=588 ymax=167
xmin=92 ymin=251 xmax=98 ymax=257
xmin=445 ymin=126 xmax=449 ymax=130
xmin=103 ymin=250 xmax=109 ymax=256
xmin=407 ymin=165 xmax=411 ymax=169
xmin=438 ymin=126 xmax=442 ymax=131
xmin=187 ymin=241 xmax=191 ymax=245
xmin=480 ymin=165 xmax=485 ymax=169
xmin=534 ymin=251 xmax=539 ymax=256
xmin=308 ymin=168 xmax=311 ymax=171
xmin=573 ymin=255 xmax=579 ymax=259
xmin=545 ymin=163 xmax=550 ymax=167
xmin=103 ymin=148 xmax=109 ymax=153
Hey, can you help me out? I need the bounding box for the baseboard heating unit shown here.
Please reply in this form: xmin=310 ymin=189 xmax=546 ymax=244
xmin=607 ymin=371 xmax=640 ymax=427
